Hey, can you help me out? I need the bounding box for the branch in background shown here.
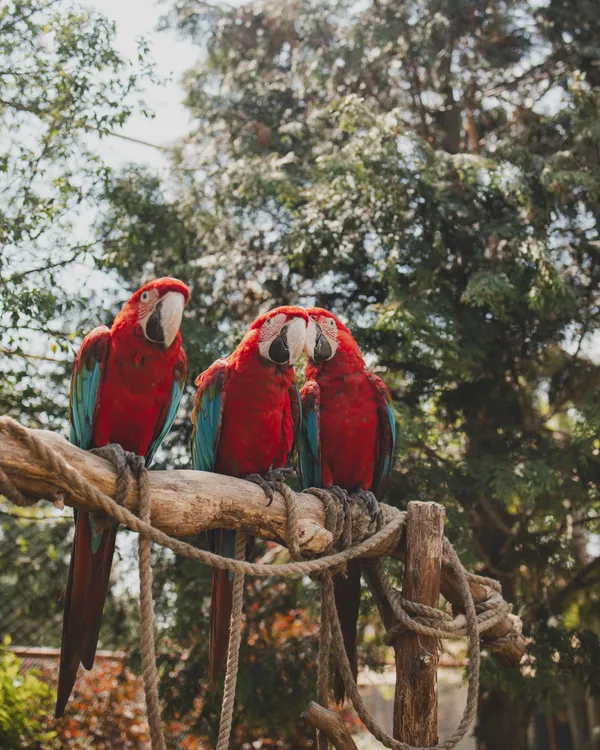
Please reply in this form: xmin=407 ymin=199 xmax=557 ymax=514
xmin=0 ymin=346 xmax=64 ymax=364
xmin=549 ymin=556 xmax=600 ymax=614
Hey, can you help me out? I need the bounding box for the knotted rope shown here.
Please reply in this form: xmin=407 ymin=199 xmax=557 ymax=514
xmin=0 ymin=417 xmax=518 ymax=750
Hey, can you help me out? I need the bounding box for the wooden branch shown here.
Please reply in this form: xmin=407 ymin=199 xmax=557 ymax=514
xmin=0 ymin=424 xmax=528 ymax=665
xmin=0 ymin=426 xmax=333 ymax=554
xmin=302 ymin=702 xmax=358 ymax=750
xmin=393 ymin=501 xmax=445 ymax=746
xmin=440 ymin=567 xmax=525 ymax=667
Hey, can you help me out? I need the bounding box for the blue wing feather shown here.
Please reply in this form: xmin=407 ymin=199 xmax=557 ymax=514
xmin=367 ymin=373 xmax=396 ymax=501
xmin=298 ymin=380 xmax=321 ymax=489
xmin=191 ymin=359 xmax=229 ymax=473
xmin=69 ymin=327 xmax=110 ymax=451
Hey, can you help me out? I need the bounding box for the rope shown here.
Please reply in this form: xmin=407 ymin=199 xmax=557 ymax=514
xmin=88 ymin=445 xmax=167 ymax=750
xmin=0 ymin=417 xmax=406 ymax=577
xmin=0 ymin=416 xmax=519 ymax=750
xmin=216 ymin=532 xmax=247 ymax=750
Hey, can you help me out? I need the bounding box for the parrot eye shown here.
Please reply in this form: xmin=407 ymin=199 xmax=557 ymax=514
xmin=141 ymin=291 xmax=150 ymax=303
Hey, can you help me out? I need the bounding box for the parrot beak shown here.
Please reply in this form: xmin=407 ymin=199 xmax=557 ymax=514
xmin=305 ymin=319 xmax=332 ymax=363
xmin=285 ymin=316 xmax=307 ymax=366
xmin=144 ymin=291 xmax=185 ymax=348
xmin=305 ymin=318 xmax=318 ymax=360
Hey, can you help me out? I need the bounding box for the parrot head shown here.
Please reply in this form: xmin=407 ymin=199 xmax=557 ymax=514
xmin=304 ymin=308 xmax=365 ymax=371
xmin=116 ymin=277 xmax=190 ymax=349
xmin=245 ymin=306 xmax=309 ymax=368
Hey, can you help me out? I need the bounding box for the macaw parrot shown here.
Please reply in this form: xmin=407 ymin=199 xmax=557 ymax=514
xmin=298 ymin=308 xmax=396 ymax=703
xmin=55 ymin=277 xmax=189 ymax=718
xmin=191 ymin=306 xmax=308 ymax=687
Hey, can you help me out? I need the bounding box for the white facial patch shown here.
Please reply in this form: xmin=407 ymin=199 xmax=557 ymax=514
xmin=258 ymin=312 xmax=307 ymax=365
xmin=258 ymin=312 xmax=287 ymax=348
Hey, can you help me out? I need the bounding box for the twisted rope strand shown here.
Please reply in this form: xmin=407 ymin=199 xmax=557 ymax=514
xmin=216 ymin=532 xmax=247 ymax=750
xmin=138 ymin=464 xmax=167 ymax=750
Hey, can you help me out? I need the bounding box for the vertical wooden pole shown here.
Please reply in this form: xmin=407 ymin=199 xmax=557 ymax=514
xmin=393 ymin=501 xmax=445 ymax=745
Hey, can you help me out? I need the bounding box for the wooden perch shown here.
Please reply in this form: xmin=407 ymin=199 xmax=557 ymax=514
xmin=0 ymin=423 xmax=527 ymax=666
xmin=302 ymin=702 xmax=359 ymax=750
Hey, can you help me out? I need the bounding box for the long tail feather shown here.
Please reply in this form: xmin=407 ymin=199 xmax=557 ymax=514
xmin=209 ymin=529 xmax=236 ymax=689
xmin=55 ymin=512 xmax=117 ymax=717
xmin=333 ymin=559 xmax=362 ymax=704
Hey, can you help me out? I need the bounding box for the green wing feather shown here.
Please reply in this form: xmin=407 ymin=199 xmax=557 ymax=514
xmin=191 ymin=359 xmax=229 ymax=472
xmin=366 ymin=372 xmax=396 ymax=501
xmin=69 ymin=326 xmax=110 ymax=451
xmin=297 ymin=379 xmax=321 ymax=489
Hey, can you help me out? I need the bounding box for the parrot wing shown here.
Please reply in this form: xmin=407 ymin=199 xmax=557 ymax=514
xmin=191 ymin=358 xmax=232 ymax=688
xmin=191 ymin=358 xmax=229 ymax=472
xmin=297 ymin=379 xmax=321 ymax=488
xmin=57 ymin=326 xmax=112 ymax=717
xmin=144 ymin=347 xmax=188 ymax=467
xmin=366 ymin=372 xmax=396 ymax=501
xmin=69 ymin=325 xmax=111 ymax=450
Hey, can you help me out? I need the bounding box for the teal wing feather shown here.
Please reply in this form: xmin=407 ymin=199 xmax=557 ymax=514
xmin=298 ymin=379 xmax=321 ymax=489
xmin=366 ymin=372 xmax=396 ymax=501
xmin=191 ymin=359 xmax=229 ymax=472
xmin=286 ymin=383 xmax=303 ymax=467
xmin=69 ymin=326 xmax=111 ymax=451
xmin=144 ymin=348 xmax=188 ymax=467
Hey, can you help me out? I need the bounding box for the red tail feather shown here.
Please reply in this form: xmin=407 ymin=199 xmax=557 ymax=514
xmin=333 ymin=559 xmax=362 ymax=704
xmin=55 ymin=512 xmax=117 ymax=717
xmin=209 ymin=568 xmax=234 ymax=690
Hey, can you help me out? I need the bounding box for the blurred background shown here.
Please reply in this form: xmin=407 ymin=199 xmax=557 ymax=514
xmin=2 ymin=0 xmax=600 ymax=747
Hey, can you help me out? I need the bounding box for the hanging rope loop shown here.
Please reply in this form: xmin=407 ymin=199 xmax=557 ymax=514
xmin=0 ymin=416 xmax=522 ymax=750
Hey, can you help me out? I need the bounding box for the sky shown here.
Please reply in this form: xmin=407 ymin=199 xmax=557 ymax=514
xmin=84 ymin=0 xmax=200 ymax=171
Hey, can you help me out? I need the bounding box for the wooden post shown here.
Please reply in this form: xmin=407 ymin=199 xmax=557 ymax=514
xmin=393 ymin=501 xmax=445 ymax=745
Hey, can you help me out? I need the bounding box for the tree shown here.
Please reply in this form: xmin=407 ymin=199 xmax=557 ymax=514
xmin=0 ymin=0 xmax=151 ymax=428
xmin=0 ymin=0 xmax=151 ymax=657
xmin=97 ymin=0 xmax=600 ymax=747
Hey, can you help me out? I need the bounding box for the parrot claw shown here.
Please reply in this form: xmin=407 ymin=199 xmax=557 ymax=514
xmin=245 ymin=473 xmax=276 ymax=506
xmin=353 ymin=489 xmax=380 ymax=522
xmin=328 ymin=485 xmax=350 ymax=517
xmin=264 ymin=467 xmax=297 ymax=483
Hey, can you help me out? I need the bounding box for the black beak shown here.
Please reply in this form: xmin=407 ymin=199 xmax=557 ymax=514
xmin=268 ymin=324 xmax=290 ymax=364
xmin=145 ymin=299 xmax=165 ymax=345
xmin=312 ymin=325 xmax=332 ymax=363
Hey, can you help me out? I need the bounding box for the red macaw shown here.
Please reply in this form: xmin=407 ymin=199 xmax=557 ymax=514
xmin=298 ymin=308 xmax=396 ymax=703
xmin=56 ymin=277 xmax=189 ymax=717
xmin=191 ymin=306 xmax=308 ymax=687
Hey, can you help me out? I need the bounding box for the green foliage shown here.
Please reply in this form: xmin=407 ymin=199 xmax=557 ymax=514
xmin=0 ymin=636 xmax=57 ymax=749
xmin=4 ymin=0 xmax=600 ymax=747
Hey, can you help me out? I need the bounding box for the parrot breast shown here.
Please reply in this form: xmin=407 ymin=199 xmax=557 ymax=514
xmin=215 ymin=360 xmax=295 ymax=477
xmin=319 ymin=371 xmax=379 ymax=491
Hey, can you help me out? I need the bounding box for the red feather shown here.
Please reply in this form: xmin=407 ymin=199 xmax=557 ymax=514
xmin=302 ymin=307 xmax=395 ymax=704
xmin=195 ymin=307 xmax=307 ymax=684
xmin=57 ymin=278 xmax=188 ymax=717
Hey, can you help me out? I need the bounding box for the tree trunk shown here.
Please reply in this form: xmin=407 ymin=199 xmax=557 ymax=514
xmin=476 ymin=688 xmax=530 ymax=750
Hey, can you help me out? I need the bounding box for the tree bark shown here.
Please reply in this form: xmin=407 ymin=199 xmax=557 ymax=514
xmin=302 ymin=702 xmax=358 ymax=750
xmin=0 ymin=421 xmax=526 ymax=666
xmin=393 ymin=501 xmax=445 ymax=745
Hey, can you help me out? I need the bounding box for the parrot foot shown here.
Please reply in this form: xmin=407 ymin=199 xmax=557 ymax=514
xmin=352 ymin=489 xmax=380 ymax=522
xmin=245 ymin=468 xmax=297 ymax=507
xmin=245 ymin=473 xmax=277 ymax=506
xmin=264 ymin=467 xmax=297 ymax=483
